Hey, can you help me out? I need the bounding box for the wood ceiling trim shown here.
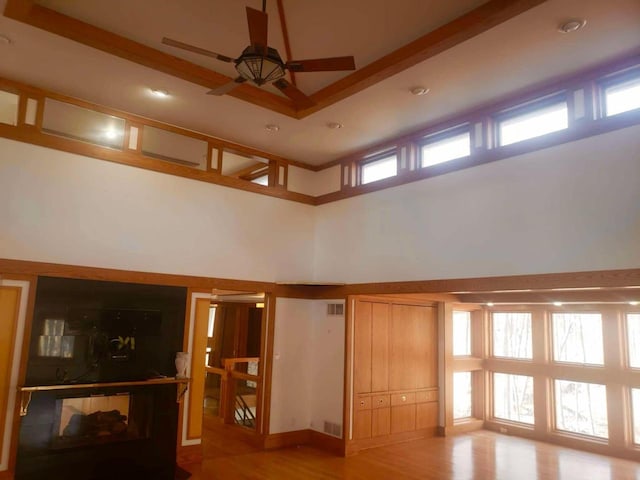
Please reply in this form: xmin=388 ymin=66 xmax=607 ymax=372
xmin=456 ymin=289 xmax=640 ymax=304
xmin=298 ymin=0 xmax=549 ymax=117
xmin=3 ymin=0 xmax=547 ymax=119
xmin=3 ymin=0 xmax=299 ymax=117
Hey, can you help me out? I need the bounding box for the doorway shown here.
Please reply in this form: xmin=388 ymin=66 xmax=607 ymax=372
xmin=201 ymin=292 xmax=267 ymax=459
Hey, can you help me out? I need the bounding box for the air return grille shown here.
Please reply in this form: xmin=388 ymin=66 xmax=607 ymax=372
xmin=327 ymin=303 xmax=344 ymax=316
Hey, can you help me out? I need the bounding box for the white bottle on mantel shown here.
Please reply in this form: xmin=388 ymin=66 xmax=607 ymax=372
xmin=175 ymin=352 xmax=189 ymax=379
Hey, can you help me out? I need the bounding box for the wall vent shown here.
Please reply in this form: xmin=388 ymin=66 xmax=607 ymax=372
xmin=327 ymin=303 xmax=344 ymax=316
xmin=323 ymin=421 xmax=342 ymax=437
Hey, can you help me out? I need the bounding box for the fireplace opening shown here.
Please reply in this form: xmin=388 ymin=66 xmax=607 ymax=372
xmin=52 ymin=392 xmax=152 ymax=449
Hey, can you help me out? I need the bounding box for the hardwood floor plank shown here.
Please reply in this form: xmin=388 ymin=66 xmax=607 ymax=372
xmin=182 ymin=430 xmax=640 ymax=479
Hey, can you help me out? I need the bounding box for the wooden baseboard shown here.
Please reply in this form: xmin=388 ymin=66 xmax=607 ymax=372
xmin=263 ymin=429 xmax=312 ymax=450
xmin=176 ymin=444 xmax=203 ymax=466
xmin=264 ymin=429 xmax=344 ymax=455
xmin=346 ymin=427 xmax=439 ymax=455
xmin=309 ymin=430 xmax=345 ymax=456
xmin=441 ymin=419 xmax=484 ymax=436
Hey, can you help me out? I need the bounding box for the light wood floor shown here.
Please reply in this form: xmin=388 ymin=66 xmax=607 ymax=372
xmin=183 ymin=430 xmax=640 ymax=479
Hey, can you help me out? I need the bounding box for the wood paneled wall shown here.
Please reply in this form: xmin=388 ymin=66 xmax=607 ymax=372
xmin=348 ymin=297 xmax=439 ymax=453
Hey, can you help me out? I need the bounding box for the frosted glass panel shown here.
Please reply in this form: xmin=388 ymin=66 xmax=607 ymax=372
xmin=141 ymin=125 xmax=207 ymax=170
xmin=0 ymin=90 xmax=19 ymax=126
xmin=42 ymin=98 xmax=125 ymax=149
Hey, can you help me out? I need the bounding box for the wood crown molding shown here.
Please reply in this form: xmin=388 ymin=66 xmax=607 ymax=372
xmin=3 ymin=0 xmax=547 ymax=118
xmin=2 ymin=259 xmax=639 ymax=303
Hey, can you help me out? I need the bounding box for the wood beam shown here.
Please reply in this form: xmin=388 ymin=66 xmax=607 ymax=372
xmin=299 ymin=0 xmax=548 ymax=117
xmin=3 ymin=0 xmax=547 ymax=119
xmin=2 ymin=0 xmax=298 ymax=118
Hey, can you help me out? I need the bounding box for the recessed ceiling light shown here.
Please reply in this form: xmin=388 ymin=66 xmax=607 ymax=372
xmin=558 ymin=19 xmax=586 ymax=34
xmin=150 ymin=88 xmax=170 ymax=98
xmin=410 ymin=86 xmax=430 ymax=96
xmin=630 ymin=301 xmax=639 ymax=306
xmin=553 ymin=301 xmax=563 ymax=307
xmin=0 ymin=34 xmax=12 ymax=45
xmin=265 ymin=124 xmax=280 ymax=132
xmin=327 ymin=122 xmax=343 ymax=129
xmin=486 ymin=302 xmax=494 ymax=307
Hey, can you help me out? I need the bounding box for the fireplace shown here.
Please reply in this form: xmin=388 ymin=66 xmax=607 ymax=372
xmin=16 ymin=277 xmax=187 ymax=480
xmin=51 ymin=392 xmax=151 ymax=449
xmin=16 ymin=384 xmax=178 ymax=480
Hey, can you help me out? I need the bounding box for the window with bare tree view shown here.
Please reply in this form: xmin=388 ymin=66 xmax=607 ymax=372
xmin=552 ymin=313 xmax=603 ymax=365
xmin=493 ymin=373 xmax=534 ymax=424
xmin=492 ymin=312 xmax=532 ymax=359
xmin=555 ymin=380 xmax=608 ymax=438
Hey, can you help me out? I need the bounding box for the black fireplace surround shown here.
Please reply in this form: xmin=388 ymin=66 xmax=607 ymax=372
xmin=16 ymin=276 xmax=187 ymax=480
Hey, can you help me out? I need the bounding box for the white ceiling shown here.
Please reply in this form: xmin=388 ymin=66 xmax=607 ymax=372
xmin=0 ymin=0 xmax=639 ymax=165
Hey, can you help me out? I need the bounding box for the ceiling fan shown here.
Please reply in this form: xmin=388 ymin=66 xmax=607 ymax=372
xmin=161 ymin=1 xmax=356 ymax=107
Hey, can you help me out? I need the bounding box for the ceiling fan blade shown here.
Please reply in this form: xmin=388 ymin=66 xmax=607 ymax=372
xmin=246 ymin=7 xmax=268 ymax=52
xmin=286 ymin=56 xmax=356 ymax=73
xmin=162 ymin=37 xmax=234 ymax=63
xmin=207 ymin=77 xmax=247 ymax=96
xmin=273 ymin=79 xmax=315 ymax=109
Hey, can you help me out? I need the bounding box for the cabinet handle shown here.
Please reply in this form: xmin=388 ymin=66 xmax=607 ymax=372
xmin=378 ymin=399 xmax=383 ymax=404
xmin=360 ymin=400 xmax=365 ymax=407
xmin=401 ymin=395 xmax=406 ymax=402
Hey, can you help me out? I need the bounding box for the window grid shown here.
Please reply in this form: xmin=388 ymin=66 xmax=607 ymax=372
xmin=481 ymin=305 xmax=638 ymax=454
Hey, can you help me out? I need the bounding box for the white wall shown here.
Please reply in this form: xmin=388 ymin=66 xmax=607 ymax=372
xmin=287 ymin=164 xmax=341 ymax=197
xmin=270 ymin=298 xmax=313 ymax=433
xmin=309 ymin=300 xmax=344 ymax=436
xmin=270 ymin=298 xmax=345 ymax=435
xmin=313 ymin=126 xmax=640 ymax=283
xmin=0 ymin=138 xmax=316 ymax=282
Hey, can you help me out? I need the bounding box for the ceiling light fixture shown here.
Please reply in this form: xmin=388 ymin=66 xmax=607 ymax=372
xmin=486 ymin=302 xmax=494 ymax=307
xmin=265 ymin=124 xmax=280 ymax=132
xmin=150 ymin=88 xmax=170 ymax=98
xmin=558 ymin=19 xmax=586 ymax=34
xmin=410 ymin=86 xmax=430 ymax=96
xmin=236 ymin=46 xmax=287 ymax=86
xmin=0 ymin=35 xmax=12 ymax=45
xmin=630 ymin=301 xmax=639 ymax=306
xmin=327 ymin=122 xmax=343 ymax=129
xmin=553 ymin=301 xmax=563 ymax=307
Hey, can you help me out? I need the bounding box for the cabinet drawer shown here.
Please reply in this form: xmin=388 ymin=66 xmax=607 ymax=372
xmin=372 ymin=394 xmax=390 ymax=409
xmin=391 ymin=392 xmax=416 ymax=406
xmin=355 ymin=395 xmax=372 ymax=411
xmin=416 ymin=390 xmax=438 ymax=403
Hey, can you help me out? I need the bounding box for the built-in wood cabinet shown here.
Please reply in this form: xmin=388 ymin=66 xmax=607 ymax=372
xmin=350 ymin=298 xmax=439 ymax=451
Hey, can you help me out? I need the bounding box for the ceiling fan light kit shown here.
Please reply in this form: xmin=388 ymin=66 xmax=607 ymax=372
xmin=161 ymin=2 xmax=356 ymax=108
xmin=235 ymin=46 xmax=286 ymax=85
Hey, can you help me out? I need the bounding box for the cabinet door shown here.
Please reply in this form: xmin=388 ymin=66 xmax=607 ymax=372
xmin=371 ymin=303 xmax=389 ymax=392
xmin=415 ymin=306 xmax=438 ymax=389
xmin=354 ymin=301 xmax=372 ymax=394
xmin=353 ymin=410 xmax=372 ymax=439
xmin=390 ymin=404 xmax=416 ymax=434
xmin=372 ymin=407 xmax=390 ymax=437
xmin=416 ymin=402 xmax=438 ymax=430
xmin=389 ymin=304 xmax=415 ymax=391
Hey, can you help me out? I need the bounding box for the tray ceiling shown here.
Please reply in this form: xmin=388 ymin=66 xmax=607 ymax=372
xmin=1 ymin=0 xmax=639 ymax=165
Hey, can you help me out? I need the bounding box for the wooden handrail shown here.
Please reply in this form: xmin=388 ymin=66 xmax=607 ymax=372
xmin=230 ymin=372 xmax=261 ymax=382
